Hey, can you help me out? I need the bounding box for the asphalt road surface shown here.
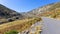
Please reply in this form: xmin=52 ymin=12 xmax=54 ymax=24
xmin=41 ymin=17 xmax=60 ymax=34
xmin=19 ymin=17 xmax=60 ymax=34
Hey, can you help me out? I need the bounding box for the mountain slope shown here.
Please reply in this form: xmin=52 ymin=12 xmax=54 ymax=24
xmin=0 ymin=4 xmax=23 ymax=19
xmin=0 ymin=4 xmax=25 ymax=24
xmin=23 ymin=2 xmax=60 ymax=19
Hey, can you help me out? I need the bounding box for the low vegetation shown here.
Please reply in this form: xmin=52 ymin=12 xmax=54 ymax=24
xmin=5 ymin=30 xmax=18 ymax=34
xmin=0 ymin=17 xmax=41 ymax=34
xmin=39 ymin=8 xmax=60 ymax=19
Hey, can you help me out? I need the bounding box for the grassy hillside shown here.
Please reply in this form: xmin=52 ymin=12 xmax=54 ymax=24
xmin=39 ymin=8 xmax=60 ymax=19
xmin=0 ymin=17 xmax=41 ymax=34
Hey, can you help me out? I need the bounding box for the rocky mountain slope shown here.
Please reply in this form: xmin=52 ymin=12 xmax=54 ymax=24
xmin=0 ymin=4 xmax=25 ymax=24
xmin=23 ymin=2 xmax=60 ymax=19
xmin=0 ymin=4 xmax=23 ymax=19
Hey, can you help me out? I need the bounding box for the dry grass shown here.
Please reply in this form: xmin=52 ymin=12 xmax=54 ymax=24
xmin=0 ymin=17 xmax=41 ymax=34
xmin=39 ymin=8 xmax=60 ymax=19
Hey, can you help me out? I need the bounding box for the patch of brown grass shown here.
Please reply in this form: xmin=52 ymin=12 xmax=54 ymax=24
xmin=0 ymin=18 xmax=41 ymax=34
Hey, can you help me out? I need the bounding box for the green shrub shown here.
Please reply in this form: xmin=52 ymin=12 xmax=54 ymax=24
xmin=5 ymin=30 xmax=18 ymax=34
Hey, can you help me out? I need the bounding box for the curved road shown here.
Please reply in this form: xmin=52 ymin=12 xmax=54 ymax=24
xmin=41 ymin=17 xmax=60 ymax=34
xmin=19 ymin=17 xmax=60 ymax=34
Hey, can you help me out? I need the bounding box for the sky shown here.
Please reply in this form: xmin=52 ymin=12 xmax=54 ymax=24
xmin=0 ymin=0 xmax=60 ymax=12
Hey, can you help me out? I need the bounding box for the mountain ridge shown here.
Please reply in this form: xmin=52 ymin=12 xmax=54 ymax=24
xmin=22 ymin=2 xmax=60 ymax=19
xmin=0 ymin=4 xmax=23 ymax=19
